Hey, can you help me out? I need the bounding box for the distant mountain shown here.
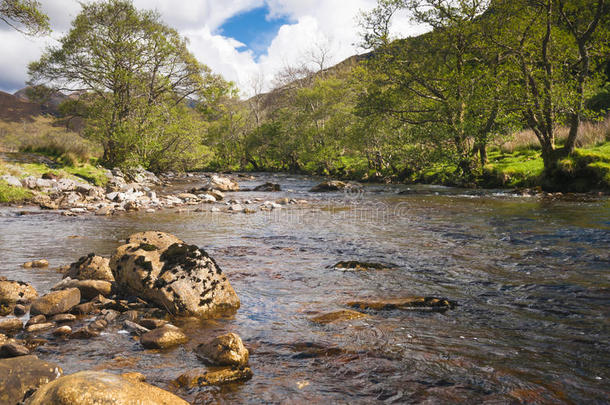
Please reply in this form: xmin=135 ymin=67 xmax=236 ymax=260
xmin=13 ymin=87 xmax=69 ymax=116
xmin=0 ymin=90 xmax=42 ymax=122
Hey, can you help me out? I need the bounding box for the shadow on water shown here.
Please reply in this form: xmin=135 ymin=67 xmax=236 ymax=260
xmin=1 ymin=173 xmax=609 ymax=403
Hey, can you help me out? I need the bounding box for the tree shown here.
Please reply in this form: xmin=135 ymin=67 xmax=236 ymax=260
xmin=0 ymin=0 xmax=49 ymax=35
xmin=28 ymin=0 xmax=230 ymax=170
xmin=488 ymin=0 xmax=608 ymax=171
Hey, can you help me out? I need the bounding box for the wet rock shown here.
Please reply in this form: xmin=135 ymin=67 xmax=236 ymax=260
xmin=65 ymin=254 xmax=114 ymax=282
xmin=175 ymin=366 xmax=253 ymax=388
xmin=0 ymin=343 xmax=29 ymax=358
xmin=50 ymin=314 xmax=76 ymax=323
xmin=254 ymin=182 xmax=281 ymax=192
xmin=0 ymin=318 xmax=23 ymax=333
xmin=206 ymin=175 xmax=239 ymax=192
xmin=122 ymin=371 xmax=146 ymax=382
xmin=310 ymin=309 xmax=370 ymax=324
xmin=347 ymin=297 xmax=457 ymax=311
xmin=25 ymin=315 xmax=46 ymax=328
xmin=69 ymin=318 xmax=107 ymax=339
xmin=23 ymin=259 xmax=49 ymax=268
xmin=51 ymin=278 xmax=112 ymax=299
xmin=195 ymin=333 xmax=249 ymax=367
xmin=0 ymin=355 xmax=62 ymax=404
xmin=110 ymin=231 xmax=240 ymax=318
xmin=228 ymin=203 xmax=244 ymax=212
xmin=310 ymin=180 xmax=362 ymax=192
xmin=13 ymin=304 xmax=27 ymax=316
xmin=25 ymin=370 xmax=188 ymax=405
xmin=52 ymin=326 xmax=72 ymax=337
xmin=123 ymin=320 xmax=150 ymax=336
xmin=70 ymin=302 xmax=96 ymax=315
xmin=26 ymin=323 xmax=54 ymax=333
xmin=95 ymin=205 xmax=114 ymax=216
xmin=101 ymin=309 xmax=119 ymax=323
xmin=140 ymin=324 xmax=187 ymax=349
xmin=30 ymin=288 xmax=81 ymax=316
xmin=0 ymin=280 xmax=38 ymax=304
xmin=208 ymin=189 xmax=225 ymax=201
xmin=139 ymin=318 xmax=167 ymax=330
xmin=332 ymin=261 xmax=395 ymax=271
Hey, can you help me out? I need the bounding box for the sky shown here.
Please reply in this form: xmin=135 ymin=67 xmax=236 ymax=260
xmin=0 ymin=0 xmax=425 ymax=97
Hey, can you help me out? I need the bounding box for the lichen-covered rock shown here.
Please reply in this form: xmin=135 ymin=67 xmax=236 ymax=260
xmin=30 ymin=289 xmax=81 ymax=316
xmin=110 ymin=231 xmax=240 ymax=318
xmin=0 ymin=280 xmax=38 ymax=304
xmin=347 ymin=296 xmax=457 ymax=311
xmin=0 ymin=355 xmax=62 ymax=405
xmin=140 ymin=324 xmax=187 ymax=349
xmin=51 ymin=278 xmax=112 ymax=299
xmin=195 ymin=333 xmax=249 ymax=367
xmin=64 ymin=254 xmax=114 ymax=282
xmin=175 ymin=366 xmax=253 ymax=388
xmin=310 ymin=309 xmax=370 ymax=324
xmin=25 ymin=370 xmax=188 ymax=405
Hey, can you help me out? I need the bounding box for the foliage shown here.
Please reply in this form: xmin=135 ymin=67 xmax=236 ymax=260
xmin=0 ymin=0 xmax=49 ymax=35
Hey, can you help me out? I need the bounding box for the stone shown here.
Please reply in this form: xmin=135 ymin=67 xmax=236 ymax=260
xmin=310 ymin=309 xmax=370 ymax=324
xmin=208 ymin=189 xmax=225 ymax=200
xmin=139 ymin=318 xmax=167 ymax=330
xmin=51 ymin=278 xmax=112 ymax=299
xmin=228 ymin=203 xmax=244 ymax=212
xmin=310 ymin=180 xmax=362 ymax=192
xmin=123 ymin=320 xmax=150 ymax=336
xmin=346 ymin=297 xmax=457 ymax=311
xmin=13 ymin=304 xmax=27 ymax=316
xmin=0 ymin=318 xmax=23 ymax=333
xmin=30 ymin=289 xmax=81 ymax=316
xmin=206 ymin=175 xmax=239 ymax=192
xmin=25 ymin=370 xmax=188 ymax=405
xmin=70 ymin=302 xmax=96 ymax=315
xmin=65 ymin=254 xmax=114 ymax=282
xmin=50 ymin=314 xmax=76 ymax=323
xmin=0 ymin=280 xmax=38 ymax=304
xmin=25 ymin=315 xmax=46 ymax=327
xmin=177 ymin=193 xmax=198 ymax=200
xmin=332 ymin=261 xmax=395 ymax=271
xmin=26 ymin=323 xmax=54 ymax=333
xmin=0 ymin=343 xmax=29 ymax=358
xmin=23 ymin=259 xmax=49 ymax=268
xmin=195 ymin=333 xmax=249 ymax=367
xmin=140 ymin=324 xmax=187 ymax=349
xmin=121 ymin=372 xmax=146 ymax=382
xmin=0 ymin=355 xmax=62 ymax=405
xmin=1 ymin=174 xmax=22 ymax=187
xmin=110 ymin=231 xmax=240 ymax=318
xmin=52 ymin=326 xmax=72 ymax=337
xmin=175 ymin=366 xmax=253 ymax=388
xmin=0 ymin=303 xmax=13 ymax=316
xmin=254 ymin=182 xmax=281 ymax=192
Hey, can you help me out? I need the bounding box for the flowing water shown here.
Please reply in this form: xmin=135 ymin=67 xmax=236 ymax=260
xmin=1 ymin=174 xmax=609 ymax=404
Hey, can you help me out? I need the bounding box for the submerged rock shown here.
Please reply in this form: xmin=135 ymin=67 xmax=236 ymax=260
xmin=332 ymin=261 xmax=395 ymax=271
xmin=23 ymin=259 xmax=49 ymax=269
xmin=175 ymin=366 xmax=253 ymax=388
xmin=310 ymin=180 xmax=362 ymax=192
xmin=0 ymin=355 xmax=62 ymax=405
xmin=195 ymin=332 xmax=249 ymax=367
xmin=254 ymin=182 xmax=281 ymax=192
xmin=25 ymin=370 xmax=188 ymax=405
xmin=64 ymin=254 xmax=114 ymax=282
xmin=347 ymin=297 xmax=456 ymax=311
xmin=310 ymin=309 xmax=370 ymax=324
xmin=0 ymin=280 xmax=38 ymax=304
xmin=110 ymin=231 xmax=240 ymax=318
xmin=140 ymin=324 xmax=187 ymax=349
xmin=30 ymin=289 xmax=81 ymax=317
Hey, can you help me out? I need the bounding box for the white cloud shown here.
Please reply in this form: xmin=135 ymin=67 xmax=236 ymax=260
xmin=0 ymin=0 xmax=425 ymax=97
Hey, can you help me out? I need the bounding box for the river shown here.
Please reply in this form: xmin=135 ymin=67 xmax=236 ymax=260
xmin=1 ymin=173 xmax=609 ymax=403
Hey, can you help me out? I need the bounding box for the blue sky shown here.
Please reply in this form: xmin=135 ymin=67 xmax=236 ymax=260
xmin=219 ymin=5 xmax=293 ymax=60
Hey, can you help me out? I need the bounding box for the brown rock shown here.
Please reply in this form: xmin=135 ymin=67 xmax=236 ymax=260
xmin=121 ymin=371 xmax=146 ymax=382
xmin=0 ymin=355 xmax=62 ymax=405
xmin=0 ymin=280 xmax=38 ymax=304
xmin=310 ymin=309 xmax=370 ymax=324
xmin=65 ymin=254 xmax=114 ymax=282
xmin=23 ymin=259 xmax=49 ymax=268
xmin=51 ymin=278 xmax=112 ymax=299
xmin=175 ymin=366 xmax=253 ymax=388
xmin=0 ymin=343 xmax=30 ymax=358
xmin=195 ymin=333 xmax=249 ymax=367
xmin=25 ymin=315 xmax=46 ymax=328
xmin=13 ymin=304 xmax=27 ymax=316
xmin=0 ymin=318 xmax=23 ymax=333
xmin=50 ymin=314 xmax=76 ymax=323
xmin=26 ymin=323 xmax=54 ymax=333
xmin=346 ymin=296 xmax=457 ymax=311
xmin=52 ymin=326 xmax=72 ymax=337
xmin=30 ymin=289 xmax=81 ymax=316
xmin=140 ymin=324 xmax=187 ymax=349
xmin=24 ymin=370 xmax=188 ymax=405
xmin=139 ymin=318 xmax=167 ymax=330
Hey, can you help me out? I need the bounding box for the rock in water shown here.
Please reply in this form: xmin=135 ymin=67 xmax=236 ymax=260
xmin=140 ymin=324 xmax=187 ymax=349
xmin=0 ymin=355 xmax=62 ymax=404
xmin=110 ymin=231 xmax=240 ymax=318
xmin=310 ymin=309 xmax=370 ymax=324
xmin=64 ymin=254 xmax=114 ymax=282
xmin=195 ymin=332 xmax=249 ymax=366
xmin=253 ymin=182 xmax=281 ymax=191
xmin=175 ymin=366 xmax=253 ymax=388
xmin=51 ymin=278 xmax=112 ymax=299
xmin=24 ymin=370 xmax=188 ymax=405
xmin=347 ymin=297 xmax=456 ymax=311
xmin=30 ymin=289 xmax=81 ymax=316
xmin=0 ymin=280 xmax=38 ymax=304
xmin=310 ymin=180 xmax=362 ymax=192
xmin=206 ymin=175 xmax=239 ymax=191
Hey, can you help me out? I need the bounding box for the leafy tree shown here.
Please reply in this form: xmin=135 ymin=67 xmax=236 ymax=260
xmin=28 ymin=0 xmax=230 ymax=170
xmin=0 ymin=0 xmax=49 ymax=35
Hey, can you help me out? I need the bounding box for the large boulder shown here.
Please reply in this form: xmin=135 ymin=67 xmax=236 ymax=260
xmin=110 ymin=231 xmax=240 ymax=318
xmin=205 ymin=175 xmax=239 ymax=192
xmin=0 ymin=280 xmax=38 ymax=304
xmin=64 ymin=254 xmax=114 ymax=282
xmin=30 ymin=289 xmax=81 ymax=316
xmin=195 ymin=332 xmax=249 ymax=366
xmin=0 ymin=355 xmax=62 ymax=405
xmin=25 ymin=370 xmax=188 ymax=405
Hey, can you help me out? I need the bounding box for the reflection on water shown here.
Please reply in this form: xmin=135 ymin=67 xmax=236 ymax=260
xmin=1 ymin=174 xmax=609 ymax=403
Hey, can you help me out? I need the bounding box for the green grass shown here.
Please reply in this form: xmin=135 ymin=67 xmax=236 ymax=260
xmin=0 ymin=180 xmax=33 ymax=203
xmin=483 ymin=149 xmax=545 ymax=187
xmin=2 ymin=159 xmax=108 ymax=187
